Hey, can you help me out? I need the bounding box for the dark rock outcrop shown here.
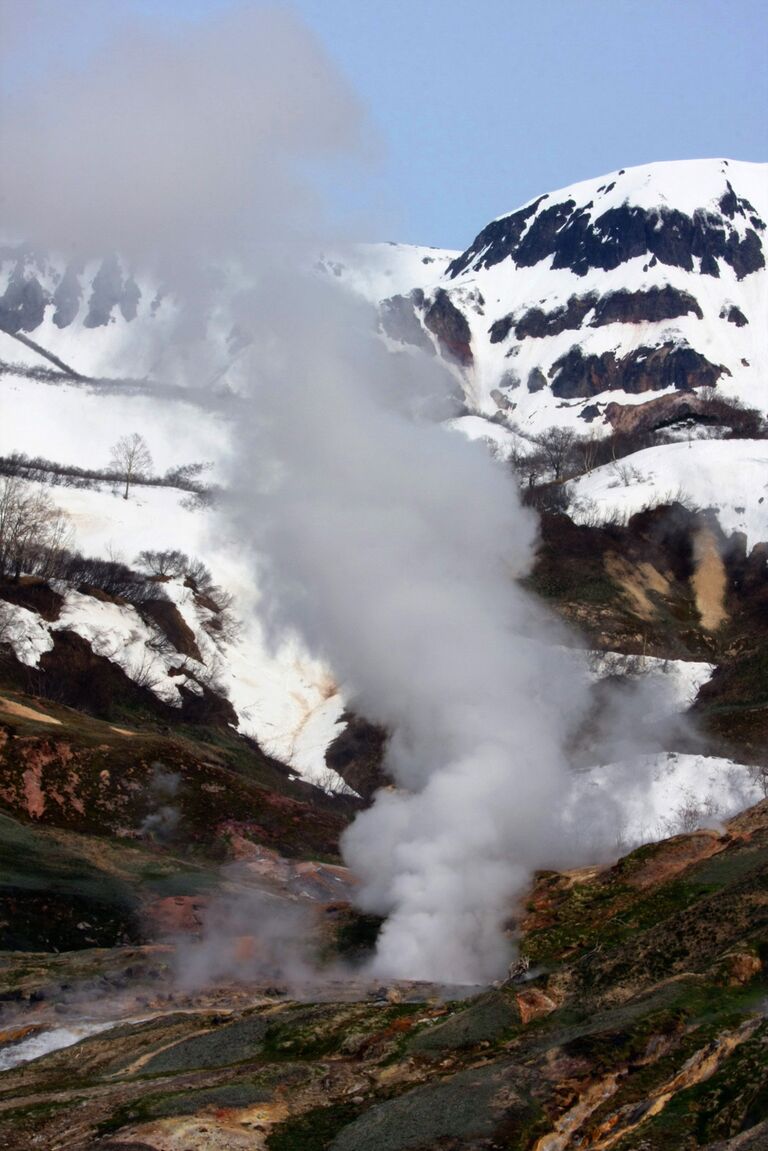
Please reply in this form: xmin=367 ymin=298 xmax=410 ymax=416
xmin=84 ymin=255 xmax=126 ymax=328
xmin=591 ymin=284 xmax=703 ymax=326
xmin=83 ymin=255 xmax=141 ymax=329
xmin=549 ymin=342 xmax=727 ymax=399
xmin=721 ymin=304 xmax=749 ymax=327
xmin=120 ymin=275 xmax=141 ymax=322
xmin=52 ymin=263 xmax=83 ymax=328
xmin=491 ymin=293 xmax=597 ymax=343
xmin=449 ymin=196 xmax=765 ymax=281
xmin=527 ymin=367 xmax=547 ymax=393
xmin=423 ymin=288 xmax=473 ymax=365
xmin=138 ymin=599 xmax=203 ymax=662
xmin=490 ymin=285 xmax=702 ymax=347
xmin=603 ymin=390 xmax=763 ymax=437
xmin=325 ymin=713 xmax=387 ymax=800
xmin=446 ymin=195 xmax=548 ymax=279
xmin=0 ymin=272 xmax=48 ymax=334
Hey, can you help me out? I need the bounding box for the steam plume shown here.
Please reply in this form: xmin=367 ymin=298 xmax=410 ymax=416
xmin=224 ymin=279 xmax=590 ymax=983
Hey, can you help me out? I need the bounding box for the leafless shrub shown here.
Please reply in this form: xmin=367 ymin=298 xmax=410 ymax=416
xmin=135 ymin=549 xmax=240 ymax=645
xmin=611 ymin=461 xmax=644 ymax=488
xmin=314 ymin=764 xmax=358 ymax=798
xmin=658 ymin=787 xmax=721 ymax=838
xmin=136 ymin=549 xmax=190 ymax=579
xmin=127 ymin=648 xmax=163 ymax=693
xmin=748 ymin=762 xmax=768 ymax=799
xmin=534 ymin=427 xmax=577 ymax=482
xmin=0 ymin=476 xmax=73 ymax=581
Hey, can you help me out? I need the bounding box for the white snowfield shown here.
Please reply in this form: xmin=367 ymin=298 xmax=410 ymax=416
xmin=567 ymin=752 xmax=764 ymax=856
xmin=318 ymin=241 xmax=458 ymax=304
xmin=0 ymin=241 xmax=456 ymax=387
xmin=0 ymin=1022 xmax=116 ymax=1072
xmin=569 ymin=438 xmax=768 ymax=548
xmin=0 ymin=360 xmax=229 ymax=477
xmin=493 ymin=158 xmax=767 ymax=231
xmin=584 ymin=648 xmax=715 ymax=710
xmin=0 ymin=479 xmax=347 ymax=789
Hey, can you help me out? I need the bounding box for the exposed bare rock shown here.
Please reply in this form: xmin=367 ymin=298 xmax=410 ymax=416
xmin=449 ymin=196 xmax=765 ymax=280
xmin=549 ymin=342 xmax=727 ymax=399
xmin=144 ymin=894 xmax=207 ymax=936
xmin=0 ymin=271 xmax=48 ymax=334
xmin=423 ymin=288 xmax=473 ymax=365
xmin=325 ymin=712 xmax=387 ymax=800
xmin=492 ymin=285 xmax=702 ymax=348
xmin=137 ymin=599 xmax=203 ymax=661
xmin=603 ymin=392 xmax=711 ymax=434
xmin=619 ymin=829 xmax=723 ymax=891
xmin=721 ymin=303 xmax=749 ymax=326
xmin=515 ymin=986 xmax=558 ymax=1024
xmin=590 ymin=284 xmax=703 ymax=326
xmin=51 ymin=262 xmax=84 ymax=328
xmin=491 ymin=293 xmax=597 ymax=343
xmin=528 ymin=366 xmax=548 ymax=392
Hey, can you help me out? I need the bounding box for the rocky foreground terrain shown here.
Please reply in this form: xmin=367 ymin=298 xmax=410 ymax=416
xmin=0 ymin=786 xmax=766 ymax=1150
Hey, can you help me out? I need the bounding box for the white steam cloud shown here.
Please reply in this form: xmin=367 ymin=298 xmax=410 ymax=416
xmin=223 ymin=279 xmax=590 ymax=983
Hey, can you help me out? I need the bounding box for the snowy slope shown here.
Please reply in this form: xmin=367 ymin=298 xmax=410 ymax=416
xmin=379 ymin=159 xmax=767 ymax=436
xmin=569 ymin=439 xmax=768 ymax=547
xmin=3 ymin=159 xmax=764 ymax=440
xmin=0 ymin=241 xmax=457 ymax=385
xmin=0 ymin=365 xmax=229 ymax=476
xmin=567 ymin=752 xmax=763 ymax=854
xmin=317 ymin=241 xmax=457 ymax=304
xmin=0 ymin=479 xmax=347 ymax=788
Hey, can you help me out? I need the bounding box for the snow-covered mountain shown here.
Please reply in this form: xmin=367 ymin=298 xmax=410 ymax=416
xmin=375 ymin=159 xmax=767 ymax=437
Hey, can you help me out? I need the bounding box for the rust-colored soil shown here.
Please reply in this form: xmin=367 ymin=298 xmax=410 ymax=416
xmin=0 ymin=697 xmax=62 ymax=726
xmin=691 ymin=526 xmax=728 ymax=631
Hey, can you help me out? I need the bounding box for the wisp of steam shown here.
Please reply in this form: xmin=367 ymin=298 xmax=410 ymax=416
xmin=4 ymin=3 xmax=595 ymax=984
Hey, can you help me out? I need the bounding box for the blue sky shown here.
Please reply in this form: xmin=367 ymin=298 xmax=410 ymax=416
xmin=4 ymin=0 xmax=766 ymax=248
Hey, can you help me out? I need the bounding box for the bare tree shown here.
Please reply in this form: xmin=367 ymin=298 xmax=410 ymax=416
xmin=110 ymin=433 xmax=153 ymax=499
xmin=535 ymin=427 xmax=577 ymax=482
xmin=509 ymin=445 xmax=546 ymax=490
xmin=0 ymin=476 xmax=71 ymax=581
xmin=0 ymin=601 xmax=16 ymax=660
xmin=576 ymin=432 xmax=601 ymax=475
